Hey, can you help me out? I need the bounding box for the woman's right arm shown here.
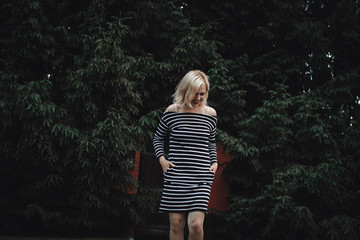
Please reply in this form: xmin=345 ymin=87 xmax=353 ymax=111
xmin=153 ymin=111 xmax=175 ymax=172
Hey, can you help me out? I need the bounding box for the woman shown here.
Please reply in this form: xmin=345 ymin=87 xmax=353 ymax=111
xmin=153 ymin=70 xmax=218 ymax=240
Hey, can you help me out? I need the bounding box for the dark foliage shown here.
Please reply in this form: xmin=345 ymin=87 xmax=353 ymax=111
xmin=0 ymin=0 xmax=359 ymax=239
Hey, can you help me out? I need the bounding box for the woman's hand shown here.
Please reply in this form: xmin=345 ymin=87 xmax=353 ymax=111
xmin=209 ymin=162 xmax=218 ymax=174
xmin=159 ymin=156 xmax=175 ymax=173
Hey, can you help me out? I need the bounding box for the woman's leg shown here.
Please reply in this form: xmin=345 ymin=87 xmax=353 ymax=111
xmin=187 ymin=211 xmax=205 ymax=240
xmin=169 ymin=212 xmax=186 ymax=240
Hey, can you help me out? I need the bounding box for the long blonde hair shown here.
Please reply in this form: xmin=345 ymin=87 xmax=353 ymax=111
xmin=172 ymin=70 xmax=210 ymax=108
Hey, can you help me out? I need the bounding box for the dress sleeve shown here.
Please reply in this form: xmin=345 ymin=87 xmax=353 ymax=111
xmin=153 ymin=112 xmax=169 ymax=159
xmin=209 ymin=118 xmax=218 ymax=165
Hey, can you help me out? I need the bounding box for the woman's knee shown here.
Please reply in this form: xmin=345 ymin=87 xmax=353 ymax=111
xmin=188 ymin=218 xmax=203 ymax=233
xmin=169 ymin=213 xmax=186 ymax=232
xmin=187 ymin=212 xmax=205 ymax=234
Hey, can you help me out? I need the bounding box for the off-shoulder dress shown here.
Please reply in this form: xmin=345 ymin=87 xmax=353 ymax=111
xmin=153 ymin=109 xmax=218 ymax=212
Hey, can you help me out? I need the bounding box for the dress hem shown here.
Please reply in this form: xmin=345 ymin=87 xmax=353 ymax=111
xmin=159 ymin=209 xmax=208 ymax=214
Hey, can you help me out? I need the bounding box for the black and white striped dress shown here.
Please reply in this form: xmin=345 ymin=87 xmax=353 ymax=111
xmin=153 ymin=109 xmax=218 ymax=212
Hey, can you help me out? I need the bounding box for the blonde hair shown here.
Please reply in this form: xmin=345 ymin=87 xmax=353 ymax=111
xmin=173 ymin=70 xmax=210 ymax=108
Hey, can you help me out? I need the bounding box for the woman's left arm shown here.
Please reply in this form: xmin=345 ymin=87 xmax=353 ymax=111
xmin=209 ymin=114 xmax=218 ymax=174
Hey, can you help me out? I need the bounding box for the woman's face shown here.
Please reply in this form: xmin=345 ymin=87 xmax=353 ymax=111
xmin=192 ymin=84 xmax=207 ymax=106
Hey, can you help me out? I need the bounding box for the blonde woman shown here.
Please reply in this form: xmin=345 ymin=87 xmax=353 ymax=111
xmin=153 ymin=70 xmax=218 ymax=240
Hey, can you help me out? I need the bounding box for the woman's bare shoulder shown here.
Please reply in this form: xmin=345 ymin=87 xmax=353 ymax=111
xmin=166 ymin=104 xmax=176 ymax=112
xmin=208 ymin=106 xmax=217 ymax=116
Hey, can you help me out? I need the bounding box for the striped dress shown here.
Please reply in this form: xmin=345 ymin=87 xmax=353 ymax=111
xmin=153 ymin=110 xmax=218 ymax=212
